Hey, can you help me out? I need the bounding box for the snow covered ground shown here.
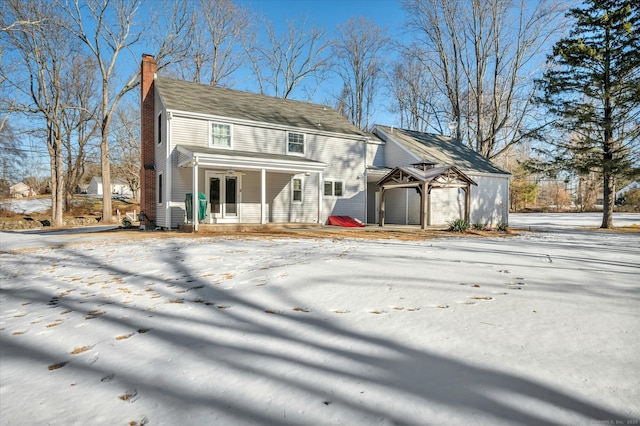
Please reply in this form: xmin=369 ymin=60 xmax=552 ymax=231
xmin=0 ymin=197 xmax=52 ymax=214
xmin=0 ymin=214 xmax=639 ymax=425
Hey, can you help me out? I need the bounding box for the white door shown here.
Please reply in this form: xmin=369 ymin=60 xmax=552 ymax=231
xmin=205 ymin=172 xmax=241 ymax=223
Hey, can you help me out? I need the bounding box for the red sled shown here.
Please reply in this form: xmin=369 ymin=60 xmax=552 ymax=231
xmin=327 ymin=216 xmax=365 ymax=227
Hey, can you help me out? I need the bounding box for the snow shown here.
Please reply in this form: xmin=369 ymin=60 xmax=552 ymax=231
xmin=1 ymin=214 xmax=639 ymax=425
xmin=0 ymin=197 xmax=51 ymax=214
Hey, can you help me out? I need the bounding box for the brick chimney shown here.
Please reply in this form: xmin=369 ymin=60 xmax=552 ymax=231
xmin=140 ymin=54 xmax=157 ymax=229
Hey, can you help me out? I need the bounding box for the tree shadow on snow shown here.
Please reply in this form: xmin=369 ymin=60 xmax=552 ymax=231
xmin=0 ymin=237 xmax=631 ymax=425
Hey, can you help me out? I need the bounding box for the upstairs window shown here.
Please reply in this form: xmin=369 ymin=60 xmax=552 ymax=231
xmin=287 ymin=132 xmax=305 ymax=155
xmin=323 ymin=180 xmax=343 ymax=197
xmin=157 ymin=113 xmax=162 ymax=144
xmin=211 ymin=123 xmax=232 ymax=148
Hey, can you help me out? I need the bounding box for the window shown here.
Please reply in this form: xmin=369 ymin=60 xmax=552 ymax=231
xmin=157 ymin=113 xmax=162 ymax=144
xmin=323 ymin=180 xmax=343 ymax=197
xmin=292 ymin=177 xmax=303 ymax=203
xmin=210 ymin=123 xmax=232 ymax=148
xmin=157 ymin=173 xmax=163 ymax=204
xmin=287 ymin=132 xmax=305 ymax=155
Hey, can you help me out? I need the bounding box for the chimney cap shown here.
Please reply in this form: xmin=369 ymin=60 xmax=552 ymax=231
xmin=142 ymin=53 xmax=154 ymax=58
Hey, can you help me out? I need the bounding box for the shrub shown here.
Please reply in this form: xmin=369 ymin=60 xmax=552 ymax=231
xmin=496 ymin=223 xmax=509 ymax=232
xmin=448 ymin=218 xmax=469 ymax=232
xmin=472 ymin=223 xmax=487 ymax=231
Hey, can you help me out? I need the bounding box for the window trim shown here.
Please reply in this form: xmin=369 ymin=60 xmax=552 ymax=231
xmin=157 ymin=112 xmax=162 ymax=145
xmin=323 ymin=179 xmax=344 ymax=198
xmin=286 ymin=131 xmax=305 ymax=156
xmin=291 ymin=176 xmax=303 ymax=203
xmin=209 ymin=122 xmax=233 ymax=149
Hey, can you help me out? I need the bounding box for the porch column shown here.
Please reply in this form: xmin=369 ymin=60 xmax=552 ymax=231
xmin=464 ymin=185 xmax=471 ymax=223
xmin=260 ymin=168 xmax=267 ymax=224
xmin=379 ymin=187 xmax=385 ymax=227
xmin=192 ymin=158 xmax=199 ymax=232
xmin=418 ymin=185 xmax=424 ymax=229
xmin=317 ymin=171 xmax=323 ymax=224
xmin=426 ymin=186 xmax=431 ymax=227
xmin=421 ymin=183 xmax=428 ymax=230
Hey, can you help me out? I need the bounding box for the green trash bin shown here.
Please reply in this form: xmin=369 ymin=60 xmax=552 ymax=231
xmin=185 ymin=193 xmax=207 ymax=222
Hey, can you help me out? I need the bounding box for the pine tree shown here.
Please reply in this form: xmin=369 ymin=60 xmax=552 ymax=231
xmin=536 ymin=0 xmax=639 ymax=228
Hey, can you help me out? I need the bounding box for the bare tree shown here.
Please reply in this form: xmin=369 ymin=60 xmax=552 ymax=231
xmin=387 ymin=54 xmax=447 ymax=133
xmin=246 ymin=15 xmax=330 ymax=99
xmin=59 ymin=0 xmax=192 ymax=223
xmin=1 ymin=0 xmax=72 ymax=225
xmin=110 ymin=102 xmax=140 ymax=200
xmin=60 ymin=54 xmax=100 ymax=212
xmin=401 ymin=0 xmax=566 ymax=159
xmin=332 ymin=17 xmax=390 ymax=130
xmin=170 ymin=0 xmax=252 ymax=87
xmin=0 ymin=119 xmax=24 ymax=195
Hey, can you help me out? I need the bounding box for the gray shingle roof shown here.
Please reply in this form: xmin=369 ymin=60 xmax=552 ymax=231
xmin=375 ymin=125 xmax=509 ymax=175
xmin=155 ymin=77 xmax=366 ymax=137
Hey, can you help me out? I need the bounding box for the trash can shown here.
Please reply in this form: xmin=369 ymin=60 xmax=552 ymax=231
xmin=185 ymin=193 xmax=207 ymax=222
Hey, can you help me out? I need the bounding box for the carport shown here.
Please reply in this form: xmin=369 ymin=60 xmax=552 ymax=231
xmin=376 ymin=161 xmax=477 ymax=229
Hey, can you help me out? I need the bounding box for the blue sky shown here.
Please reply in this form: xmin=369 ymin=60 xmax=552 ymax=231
xmin=244 ymin=0 xmax=406 ymax=34
xmin=235 ymin=0 xmax=409 ymax=125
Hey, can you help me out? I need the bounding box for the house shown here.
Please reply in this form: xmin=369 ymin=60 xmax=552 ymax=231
xmin=9 ymin=182 xmax=37 ymax=198
xmin=139 ymin=54 xmax=510 ymax=230
xmin=616 ymin=181 xmax=639 ymax=203
xmin=87 ymin=176 xmax=134 ymax=198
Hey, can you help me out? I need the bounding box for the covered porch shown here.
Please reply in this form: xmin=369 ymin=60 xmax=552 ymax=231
xmin=376 ymin=161 xmax=477 ymax=229
xmin=176 ymin=145 xmax=326 ymax=231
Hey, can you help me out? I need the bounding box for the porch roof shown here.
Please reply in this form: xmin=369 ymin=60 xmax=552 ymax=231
xmin=376 ymin=165 xmax=477 ymax=190
xmin=176 ymin=145 xmax=327 ymax=173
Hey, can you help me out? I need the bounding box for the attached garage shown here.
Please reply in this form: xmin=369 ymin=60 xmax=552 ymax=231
xmin=369 ymin=125 xmax=510 ymax=228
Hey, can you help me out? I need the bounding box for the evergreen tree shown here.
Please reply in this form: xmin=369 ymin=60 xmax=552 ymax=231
xmin=536 ymin=0 xmax=639 ymax=228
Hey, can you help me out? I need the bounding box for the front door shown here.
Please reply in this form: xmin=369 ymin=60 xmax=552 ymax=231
xmin=206 ymin=172 xmax=240 ymax=223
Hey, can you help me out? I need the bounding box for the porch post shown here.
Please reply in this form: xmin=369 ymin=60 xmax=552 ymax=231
xmin=426 ymin=185 xmax=431 ymax=227
xmin=418 ymin=186 xmax=424 ymax=229
xmin=421 ymin=183 xmax=428 ymax=230
xmin=317 ymin=171 xmax=323 ymax=224
xmin=260 ymin=168 xmax=267 ymax=224
xmin=379 ymin=187 xmax=385 ymax=227
xmin=464 ymin=185 xmax=471 ymax=223
xmin=192 ymin=159 xmax=198 ymax=232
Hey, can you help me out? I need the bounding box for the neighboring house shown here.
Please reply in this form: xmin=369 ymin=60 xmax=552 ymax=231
xmin=87 ymin=176 xmax=134 ymax=197
xmin=616 ymin=181 xmax=639 ymax=203
xmin=9 ymin=182 xmax=37 ymax=198
xmin=139 ymin=54 xmax=510 ymax=230
xmin=76 ymin=183 xmax=90 ymax=194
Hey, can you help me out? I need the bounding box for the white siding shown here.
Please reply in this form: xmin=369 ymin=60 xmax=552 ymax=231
xmin=469 ymin=174 xmax=510 ymax=226
xmin=430 ymin=188 xmax=464 ymax=225
xmin=308 ymin=134 xmax=366 ymax=223
xmin=171 ymin=116 xmax=209 ymax=147
xmin=367 ymin=141 xmax=385 ymax=167
xmin=164 ymin=108 xmax=367 ymax=225
xmin=379 ymin=134 xmax=418 ymax=167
